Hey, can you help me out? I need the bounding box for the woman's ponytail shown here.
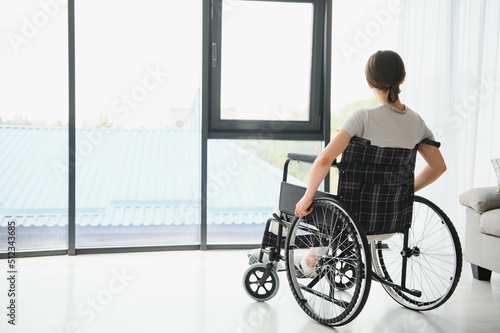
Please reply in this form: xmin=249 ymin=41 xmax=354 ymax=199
xmin=365 ymin=50 xmax=405 ymax=103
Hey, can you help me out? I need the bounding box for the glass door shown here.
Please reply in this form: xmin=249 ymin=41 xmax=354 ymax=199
xmin=75 ymin=0 xmax=202 ymax=248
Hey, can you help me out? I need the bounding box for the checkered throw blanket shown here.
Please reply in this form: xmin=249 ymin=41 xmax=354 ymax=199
xmin=338 ymin=139 xmax=417 ymax=235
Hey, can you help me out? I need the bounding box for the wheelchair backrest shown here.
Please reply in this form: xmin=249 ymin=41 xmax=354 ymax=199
xmin=337 ymin=138 xmax=418 ymax=235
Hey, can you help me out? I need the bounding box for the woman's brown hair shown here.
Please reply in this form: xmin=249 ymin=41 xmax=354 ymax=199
xmin=365 ymin=50 xmax=406 ymax=103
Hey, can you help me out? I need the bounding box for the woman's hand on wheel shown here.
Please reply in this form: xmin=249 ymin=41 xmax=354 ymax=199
xmin=295 ymin=196 xmax=313 ymax=217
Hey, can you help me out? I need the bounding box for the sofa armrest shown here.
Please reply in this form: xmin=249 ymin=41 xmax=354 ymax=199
xmin=459 ymin=186 xmax=500 ymax=213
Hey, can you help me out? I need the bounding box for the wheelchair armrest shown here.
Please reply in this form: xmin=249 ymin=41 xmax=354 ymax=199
xmin=350 ymin=136 xmax=371 ymax=145
xmin=286 ymin=153 xmax=317 ymax=164
xmin=419 ymin=138 xmax=441 ymax=148
xmin=286 ymin=136 xmax=372 ymax=165
xmin=286 ymin=153 xmax=338 ymax=166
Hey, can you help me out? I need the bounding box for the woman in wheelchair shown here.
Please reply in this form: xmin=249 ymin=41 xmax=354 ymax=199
xmin=243 ymin=50 xmax=462 ymax=327
xmin=295 ymin=50 xmax=447 ymax=273
xmin=295 ymin=50 xmax=446 ymax=217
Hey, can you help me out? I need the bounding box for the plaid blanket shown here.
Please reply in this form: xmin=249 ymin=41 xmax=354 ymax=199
xmin=337 ymin=139 xmax=417 ymax=235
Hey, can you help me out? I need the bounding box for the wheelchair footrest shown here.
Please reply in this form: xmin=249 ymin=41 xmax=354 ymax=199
xmin=372 ymin=272 xmax=422 ymax=297
xmin=247 ymin=248 xmax=285 ymax=271
xmin=403 ymin=288 xmax=422 ymax=298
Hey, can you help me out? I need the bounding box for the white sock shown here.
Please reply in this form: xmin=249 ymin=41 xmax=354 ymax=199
xmin=300 ymin=255 xmax=316 ymax=277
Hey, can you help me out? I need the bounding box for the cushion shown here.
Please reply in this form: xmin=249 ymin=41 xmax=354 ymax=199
xmin=480 ymin=209 xmax=500 ymax=237
xmin=459 ymin=187 xmax=500 ymax=213
xmin=492 ymin=158 xmax=500 ymax=192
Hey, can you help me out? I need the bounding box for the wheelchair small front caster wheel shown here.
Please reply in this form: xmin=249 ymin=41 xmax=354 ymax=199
xmin=243 ymin=263 xmax=279 ymax=302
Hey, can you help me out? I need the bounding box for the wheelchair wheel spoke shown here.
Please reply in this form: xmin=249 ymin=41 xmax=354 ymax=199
xmin=371 ymin=196 xmax=462 ymax=310
xmin=286 ymin=198 xmax=371 ymax=326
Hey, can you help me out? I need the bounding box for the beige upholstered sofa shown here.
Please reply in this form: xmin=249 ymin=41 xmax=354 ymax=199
xmin=459 ymin=186 xmax=500 ymax=281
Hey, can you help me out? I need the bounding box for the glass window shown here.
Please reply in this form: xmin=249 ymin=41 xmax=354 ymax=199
xmin=75 ymin=0 xmax=202 ymax=248
xmin=220 ymin=1 xmax=313 ymax=121
xmin=207 ymin=139 xmax=322 ymax=245
xmin=209 ymin=0 xmax=324 ymax=138
xmin=205 ymin=0 xmax=331 ymax=245
xmin=328 ymin=0 xmax=401 ymax=195
xmin=0 ymin=0 xmax=68 ymax=251
xmin=330 ymin=0 xmax=399 ymax=120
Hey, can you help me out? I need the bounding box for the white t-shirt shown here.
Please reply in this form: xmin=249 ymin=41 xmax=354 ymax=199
xmin=339 ymin=103 xmax=434 ymax=149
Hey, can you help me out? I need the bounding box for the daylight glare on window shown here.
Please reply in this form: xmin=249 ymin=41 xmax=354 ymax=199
xmin=220 ymin=1 xmax=313 ymax=121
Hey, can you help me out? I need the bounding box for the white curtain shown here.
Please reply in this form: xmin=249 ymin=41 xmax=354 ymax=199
xmin=397 ymin=0 xmax=500 ymax=238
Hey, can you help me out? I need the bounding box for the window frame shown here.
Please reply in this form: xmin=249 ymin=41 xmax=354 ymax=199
xmin=208 ymin=0 xmax=330 ymax=140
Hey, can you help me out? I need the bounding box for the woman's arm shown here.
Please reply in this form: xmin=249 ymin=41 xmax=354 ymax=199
xmin=414 ymin=143 xmax=447 ymax=192
xmin=294 ymin=130 xmax=352 ymax=217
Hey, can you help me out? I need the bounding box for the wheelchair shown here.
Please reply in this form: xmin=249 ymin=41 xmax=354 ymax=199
xmin=243 ymin=137 xmax=463 ymax=326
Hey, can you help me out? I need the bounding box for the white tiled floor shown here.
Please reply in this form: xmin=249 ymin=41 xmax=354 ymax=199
xmin=1 ymin=250 xmax=499 ymax=333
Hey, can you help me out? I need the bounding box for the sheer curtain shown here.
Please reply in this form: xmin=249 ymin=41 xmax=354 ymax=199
xmin=397 ymin=0 xmax=500 ymax=238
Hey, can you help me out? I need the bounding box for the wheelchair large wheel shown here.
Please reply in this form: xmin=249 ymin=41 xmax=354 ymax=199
xmin=371 ymin=195 xmax=462 ymax=311
xmin=285 ymin=198 xmax=371 ymax=326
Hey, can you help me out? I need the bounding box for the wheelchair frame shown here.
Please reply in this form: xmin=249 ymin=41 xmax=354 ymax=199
xmin=243 ymin=138 xmax=463 ymax=326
